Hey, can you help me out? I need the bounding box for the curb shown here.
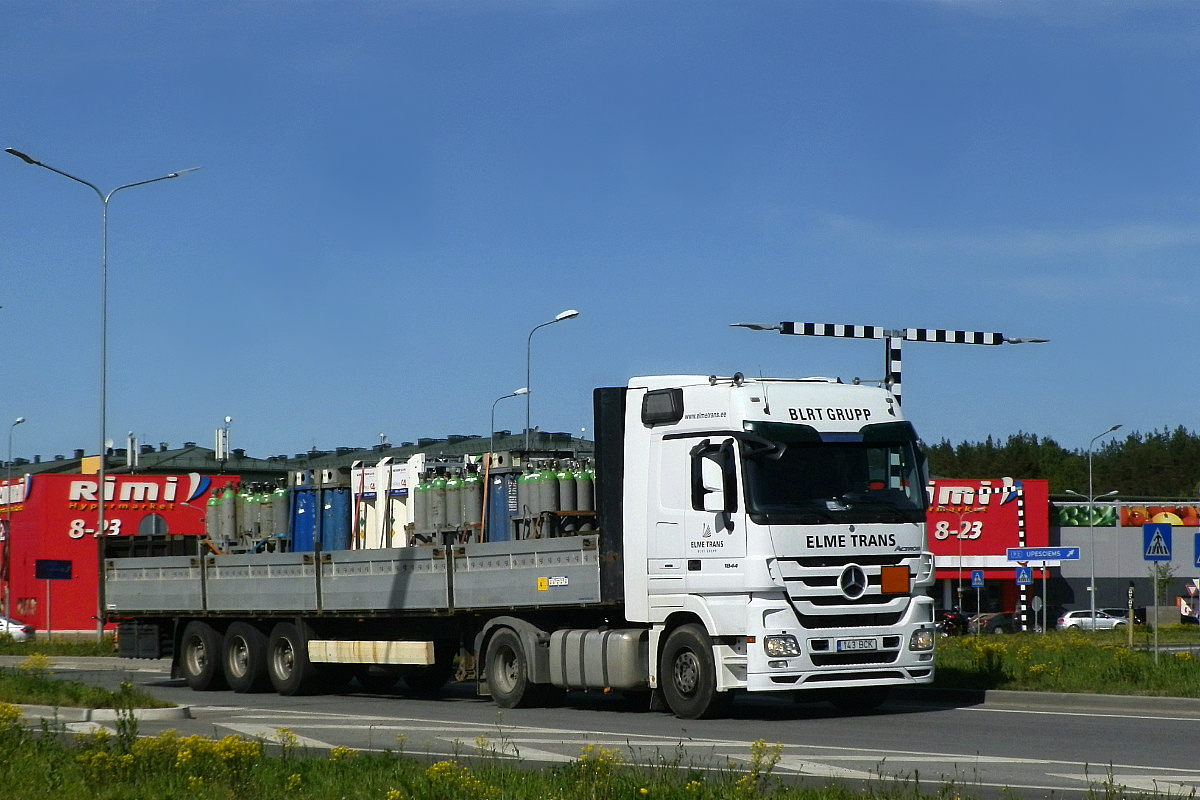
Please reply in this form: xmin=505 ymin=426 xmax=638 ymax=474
xmin=15 ymin=703 xmax=192 ymax=723
xmin=900 ymin=684 xmax=1200 ymax=713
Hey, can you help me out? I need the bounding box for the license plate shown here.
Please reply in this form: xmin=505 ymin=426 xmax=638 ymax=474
xmin=836 ymin=638 xmax=877 ymax=652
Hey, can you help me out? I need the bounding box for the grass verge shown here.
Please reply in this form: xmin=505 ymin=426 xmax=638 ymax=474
xmin=936 ymin=628 xmax=1200 ymax=695
xmin=0 ymin=713 xmax=1026 ymax=800
xmin=0 ymin=654 xmax=172 ymax=709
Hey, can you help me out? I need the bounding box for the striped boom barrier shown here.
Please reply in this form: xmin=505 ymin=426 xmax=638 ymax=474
xmin=769 ymin=323 xmax=1011 ymax=406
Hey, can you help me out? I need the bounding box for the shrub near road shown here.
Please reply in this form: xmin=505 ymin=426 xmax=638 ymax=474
xmin=936 ymin=629 xmax=1200 ymax=696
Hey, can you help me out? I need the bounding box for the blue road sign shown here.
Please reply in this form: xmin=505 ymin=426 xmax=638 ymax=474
xmin=971 ymin=570 xmax=985 ymax=588
xmin=1194 ymin=533 xmax=1200 ymax=569
xmin=1144 ymin=523 xmax=1173 ymax=562
xmin=1015 ymin=567 xmax=1034 ymax=585
xmin=1006 ymin=547 xmax=1080 ymax=561
xmin=34 ymin=559 xmax=72 ymax=581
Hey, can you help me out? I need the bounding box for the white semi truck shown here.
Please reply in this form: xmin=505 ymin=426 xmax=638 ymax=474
xmin=103 ymin=373 xmax=937 ymax=719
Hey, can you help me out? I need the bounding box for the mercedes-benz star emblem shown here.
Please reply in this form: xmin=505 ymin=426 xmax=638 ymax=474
xmin=839 ymin=564 xmax=868 ymax=600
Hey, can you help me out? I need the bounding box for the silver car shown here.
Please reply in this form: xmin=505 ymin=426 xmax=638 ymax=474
xmin=1056 ymin=610 xmax=1127 ymax=631
xmin=0 ymin=615 xmax=34 ymax=642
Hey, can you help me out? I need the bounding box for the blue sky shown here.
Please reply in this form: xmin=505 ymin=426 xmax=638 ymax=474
xmin=2 ymin=1 xmax=1197 ymax=463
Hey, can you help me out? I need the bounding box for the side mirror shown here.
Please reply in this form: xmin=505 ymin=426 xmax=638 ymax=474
xmin=690 ymin=438 xmax=738 ymax=514
xmin=700 ymin=457 xmax=727 ymax=512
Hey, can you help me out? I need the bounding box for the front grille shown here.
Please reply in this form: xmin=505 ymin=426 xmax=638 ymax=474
xmin=797 ymin=611 xmax=903 ymax=629
xmin=777 ymin=554 xmax=918 ymax=629
xmin=811 ymin=650 xmax=900 ymax=667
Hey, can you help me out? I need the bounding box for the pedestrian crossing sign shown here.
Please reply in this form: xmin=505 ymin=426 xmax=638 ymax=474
xmin=1144 ymin=523 xmax=1173 ymax=562
xmin=1015 ymin=567 xmax=1033 ymax=585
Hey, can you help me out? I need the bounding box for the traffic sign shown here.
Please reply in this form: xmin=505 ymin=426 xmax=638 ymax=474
xmin=970 ymin=570 xmax=985 ymax=588
xmin=1193 ymin=533 xmax=1200 ymax=568
xmin=34 ymin=559 xmax=72 ymax=581
xmin=1006 ymin=547 xmax=1080 ymax=561
xmin=1015 ymin=567 xmax=1033 ymax=585
xmin=1144 ymin=523 xmax=1173 ymax=562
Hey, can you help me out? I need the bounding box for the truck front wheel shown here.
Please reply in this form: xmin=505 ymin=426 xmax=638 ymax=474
xmin=267 ymin=622 xmax=318 ymax=696
xmin=223 ymin=622 xmax=270 ymax=693
xmin=486 ymin=628 xmax=538 ymax=708
xmin=660 ymin=624 xmax=730 ymax=719
xmin=180 ymin=621 xmax=226 ymax=691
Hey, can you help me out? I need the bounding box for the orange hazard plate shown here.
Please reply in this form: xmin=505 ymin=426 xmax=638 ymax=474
xmin=880 ymin=565 xmax=910 ymax=594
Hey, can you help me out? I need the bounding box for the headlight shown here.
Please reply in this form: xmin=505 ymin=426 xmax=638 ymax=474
xmin=764 ymin=635 xmax=801 ymax=657
xmin=909 ymin=628 xmax=935 ymax=652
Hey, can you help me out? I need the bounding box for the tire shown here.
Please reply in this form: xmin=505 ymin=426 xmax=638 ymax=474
xmin=990 ymin=626 xmax=1006 ymax=635
xmin=660 ymin=623 xmax=730 ymax=720
xmin=267 ymin=622 xmax=319 ymax=696
xmin=828 ymin=686 xmax=890 ymax=713
xmin=222 ymin=622 xmax=270 ymax=693
xmin=180 ymin=621 xmax=226 ymax=691
xmin=485 ymin=628 xmax=539 ymax=708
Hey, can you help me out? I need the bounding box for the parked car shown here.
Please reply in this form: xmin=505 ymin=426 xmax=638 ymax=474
xmin=0 ymin=616 xmax=34 ymax=642
xmin=1056 ymin=610 xmax=1127 ymax=631
xmin=969 ymin=611 xmax=1021 ymax=634
xmin=1101 ymin=607 xmax=1146 ymax=625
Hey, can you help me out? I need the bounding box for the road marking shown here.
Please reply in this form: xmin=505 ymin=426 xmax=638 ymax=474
xmin=1051 ymin=773 xmax=1200 ymax=793
xmin=220 ymin=723 xmax=338 ymax=750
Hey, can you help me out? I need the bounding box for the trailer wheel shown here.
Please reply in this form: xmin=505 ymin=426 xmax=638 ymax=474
xmin=267 ymin=622 xmax=318 ymax=696
xmin=222 ymin=622 xmax=270 ymax=693
xmin=660 ymin=623 xmax=730 ymax=719
xmin=180 ymin=621 xmax=226 ymax=691
xmin=485 ymin=628 xmax=539 ymax=708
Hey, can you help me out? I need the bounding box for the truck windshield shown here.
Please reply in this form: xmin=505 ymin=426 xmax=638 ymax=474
xmin=741 ymin=420 xmax=927 ymax=525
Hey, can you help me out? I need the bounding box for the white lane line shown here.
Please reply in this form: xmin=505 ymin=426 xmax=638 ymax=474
xmin=959 ymin=706 xmax=1200 ymax=723
xmin=219 ymin=723 xmax=337 ymax=750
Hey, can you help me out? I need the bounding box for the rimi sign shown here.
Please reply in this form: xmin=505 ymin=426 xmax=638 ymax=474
xmin=0 ymin=472 xmax=232 ymax=632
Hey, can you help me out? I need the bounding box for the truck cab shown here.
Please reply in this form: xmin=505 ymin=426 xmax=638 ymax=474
xmin=618 ymin=374 xmax=937 ymax=717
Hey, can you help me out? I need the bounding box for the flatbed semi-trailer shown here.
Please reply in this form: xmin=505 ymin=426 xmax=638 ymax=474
xmin=103 ymin=374 xmax=937 ymax=718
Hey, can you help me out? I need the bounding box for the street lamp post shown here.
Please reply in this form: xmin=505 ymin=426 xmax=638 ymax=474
xmin=5 ymin=149 xmax=199 ymax=573
xmin=4 ymin=417 xmax=24 ymax=617
xmin=1066 ymin=423 xmax=1122 ymax=626
xmin=525 ymin=309 xmax=578 ymax=451
xmin=492 ymin=388 xmax=529 ymax=455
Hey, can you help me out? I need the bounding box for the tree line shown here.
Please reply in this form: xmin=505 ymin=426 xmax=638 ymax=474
xmin=923 ymin=426 xmax=1200 ymax=499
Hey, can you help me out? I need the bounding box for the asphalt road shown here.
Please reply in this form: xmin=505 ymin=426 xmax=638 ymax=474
xmin=8 ymin=655 xmax=1200 ymax=798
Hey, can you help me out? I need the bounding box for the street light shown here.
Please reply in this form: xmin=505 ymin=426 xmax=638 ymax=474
xmin=491 ymin=388 xmax=529 ymax=454
xmin=1065 ymin=423 xmax=1123 ymax=625
xmin=6 ymin=148 xmax=199 ymax=562
xmin=4 ymin=416 xmax=24 ymax=617
xmin=525 ymin=309 xmax=578 ymax=451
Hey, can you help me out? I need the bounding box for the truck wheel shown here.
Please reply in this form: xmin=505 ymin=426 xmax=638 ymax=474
xmin=180 ymin=621 xmax=226 ymax=691
xmin=486 ymin=628 xmax=539 ymax=708
xmin=267 ymin=622 xmax=318 ymax=696
xmin=223 ymin=622 xmax=270 ymax=693
xmin=660 ymin=624 xmax=730 ymax=719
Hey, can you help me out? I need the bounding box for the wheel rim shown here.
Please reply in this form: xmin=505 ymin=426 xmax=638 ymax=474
xmin=493 ymin=646 xmax=519 ymax=694
xmin=673 ymin=650 xmax=700 ymax=696
xmin=185 ymin=636 xmax=207 ymax=676
xmin=273 ymin=638 xmax=295 ymax=680
xmin=229 ymin=637 xmax=249 ymax=678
